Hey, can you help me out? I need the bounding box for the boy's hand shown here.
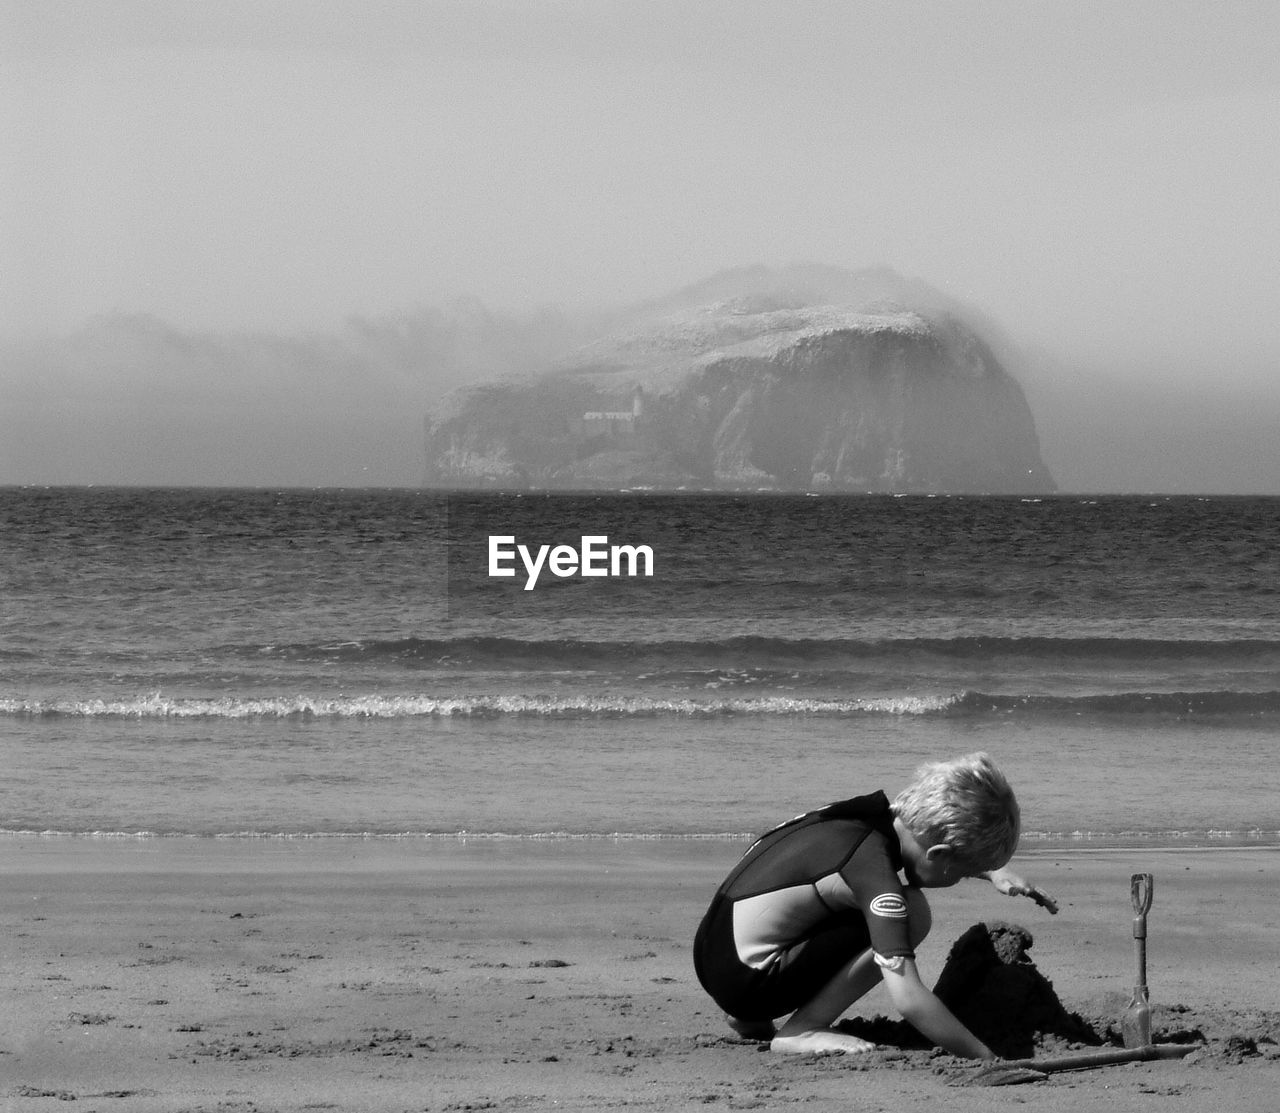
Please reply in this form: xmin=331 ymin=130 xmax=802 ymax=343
xmin=983 ymin=867 xmax=1059 ymax=914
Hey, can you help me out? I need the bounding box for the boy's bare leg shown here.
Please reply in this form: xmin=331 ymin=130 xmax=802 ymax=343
xmin=771 ymin=888 xmax=931 ymax=1055
xmin=769 ymin=948 xmax=880 ymax=1053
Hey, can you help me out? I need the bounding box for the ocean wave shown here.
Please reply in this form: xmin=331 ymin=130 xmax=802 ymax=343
xmin=5 ymin=688 xmax=1280 ymax=720
xmin=245 ymin=634 xmax=1280 ymax=668
xmin=0 ymin=692 xmax=962 ymax=720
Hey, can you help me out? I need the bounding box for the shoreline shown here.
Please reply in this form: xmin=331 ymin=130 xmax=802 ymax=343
xmin=5 ymin=829 xmax=1280 ymax=847
xmin=3 ymin=838 xmax=1280 ymax=1110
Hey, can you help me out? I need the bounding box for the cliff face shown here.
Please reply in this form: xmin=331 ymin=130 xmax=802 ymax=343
xmin=423 ymin=270 xmax=1055 ymax=493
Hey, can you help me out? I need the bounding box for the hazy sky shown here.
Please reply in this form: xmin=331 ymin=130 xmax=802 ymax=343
xmin=3 ymin=0 xmax=1279 ymax=489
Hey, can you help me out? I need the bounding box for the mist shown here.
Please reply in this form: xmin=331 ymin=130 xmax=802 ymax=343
xmin=4 ymin=1 xmax=1278 ymax=491
xmin=0 ymin=303 xmax=588 ymax=486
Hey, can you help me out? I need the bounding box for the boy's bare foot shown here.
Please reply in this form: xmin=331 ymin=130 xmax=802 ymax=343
xmin=726 ymin=1015 xmax=776 ymax=1041
xmin=770 ymin=1029 xmax=875 ymax=1055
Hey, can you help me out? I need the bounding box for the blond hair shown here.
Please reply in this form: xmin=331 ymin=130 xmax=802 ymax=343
xmin=892 ymin=752 xmax=1020 ymax=870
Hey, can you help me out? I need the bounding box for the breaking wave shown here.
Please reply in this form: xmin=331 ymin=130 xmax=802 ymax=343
xmin=5 ymin=689 xmax=1280 ymax=720
xmin=0 ymin=692 xmax=959 ymax=719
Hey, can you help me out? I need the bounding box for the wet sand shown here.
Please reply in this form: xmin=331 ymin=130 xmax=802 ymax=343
xmin=3 ymin=838 xmax=1279 ymax=1111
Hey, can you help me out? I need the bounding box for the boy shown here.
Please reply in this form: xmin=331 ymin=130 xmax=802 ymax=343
xmin=693 ymin=752 xmax=1057 ymax=1057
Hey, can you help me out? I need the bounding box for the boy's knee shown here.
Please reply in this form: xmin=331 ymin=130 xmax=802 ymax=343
xmin=905 ymin=888 xmax=932 ymax=947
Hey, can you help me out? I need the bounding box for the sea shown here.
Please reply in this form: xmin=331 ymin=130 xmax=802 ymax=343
xmin=2 ymin=487 xmax=1279 ymax=849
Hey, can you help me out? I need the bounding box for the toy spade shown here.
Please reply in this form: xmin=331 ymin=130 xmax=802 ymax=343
xmin=1121 ymin=872 xmax=1154 ymax=1048
xmin=954 ymin=1043 xmax=1200 ymax=1086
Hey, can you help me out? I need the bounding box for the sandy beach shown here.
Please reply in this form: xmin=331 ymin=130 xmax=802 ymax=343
xmin=3 ymin=838 xmax=1279 ymax=1112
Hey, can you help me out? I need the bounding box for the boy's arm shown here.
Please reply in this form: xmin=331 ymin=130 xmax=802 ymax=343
xmin=878 ymin=956 xmax=994 ymax=1059
xmin=980 ymin=866 xmax=1059 ymax=914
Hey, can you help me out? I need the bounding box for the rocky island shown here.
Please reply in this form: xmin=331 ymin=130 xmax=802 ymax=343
xmin=423 ymin=265 xmax=1055 ymax=493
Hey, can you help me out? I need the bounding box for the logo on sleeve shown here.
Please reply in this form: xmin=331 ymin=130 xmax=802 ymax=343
xmin=869 ymin=893 xmax=909 ymax=919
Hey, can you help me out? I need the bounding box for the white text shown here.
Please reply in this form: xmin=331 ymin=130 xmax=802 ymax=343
xmin=488 ymin=535 xmax=655 ymax=590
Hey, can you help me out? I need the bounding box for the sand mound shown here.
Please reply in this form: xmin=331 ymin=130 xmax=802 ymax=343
xmin=931 ymin=922 xmax=1100 ymax=1058
xmin=836 ymin=921 xmax=1099 ymax=1058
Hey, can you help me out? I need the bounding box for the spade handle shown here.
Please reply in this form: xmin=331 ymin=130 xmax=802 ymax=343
xmin=1130 ymin=873 xmax=1153 ymax=987
xmin=1130 ymin=872 xmax=1153 ymax=937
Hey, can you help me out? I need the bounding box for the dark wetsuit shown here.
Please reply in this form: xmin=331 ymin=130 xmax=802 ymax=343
xmin=693 ymin=791 xmax=915 ymax=1022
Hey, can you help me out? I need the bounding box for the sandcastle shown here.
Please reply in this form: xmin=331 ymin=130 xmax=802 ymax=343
xmin=931 ymin=922 xmax=1099 ymax=1058
xmin=836 ymin=921 xmax=1100 ymax=1058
